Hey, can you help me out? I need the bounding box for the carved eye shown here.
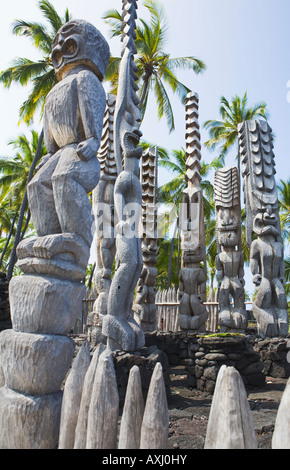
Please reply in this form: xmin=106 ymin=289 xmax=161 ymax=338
xmin=61 ymin=22 xmax=77 ymax=34
xmin=125 ymin=111 xmax=134 ymax=125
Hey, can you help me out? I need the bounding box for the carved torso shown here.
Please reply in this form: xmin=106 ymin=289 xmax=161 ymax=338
xmin=218 ymin=250 xmax=242 ymax=278
xmin=180 ymin=266 xmax=206 ymax=294
xmin=44 ymin=69 xmax=104 ymax=150
xmin=251 ymin=238 xmax=284 ymax=280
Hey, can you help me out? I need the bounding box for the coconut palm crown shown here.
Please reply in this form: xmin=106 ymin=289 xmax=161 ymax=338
xmin=103 ymin=0 xmax=206 ymax=132
xmin=0 ymin=0 xmax=71 ymax=124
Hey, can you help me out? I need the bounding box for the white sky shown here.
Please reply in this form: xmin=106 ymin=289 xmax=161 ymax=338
xmin=0 ymin=0 xmax=290 ymax=295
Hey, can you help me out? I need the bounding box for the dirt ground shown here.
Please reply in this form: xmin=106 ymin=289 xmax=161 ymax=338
xmin=166 ymin=365 xmax=287 ymax=449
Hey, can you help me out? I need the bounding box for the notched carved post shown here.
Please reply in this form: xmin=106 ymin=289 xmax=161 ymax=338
xmin=133 ymin=147 xmax=158 ymax=332
xmin=102 ymin=0 xmax=145 ymax=351
xmin=238 ymin=119 xmax=288 ymax=338
xmin=88 ymin=94 xmax=117 ymax=345
xmin=214 ymin=166 xmax=247 ymax=333
xmin=178 ymin=92 xmax=208 ymax=331
xmin=0 ymin=20 xmax=110 ymax=448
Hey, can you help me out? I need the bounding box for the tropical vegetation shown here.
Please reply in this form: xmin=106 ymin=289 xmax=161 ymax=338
xmin=203 ymin=92 xmax=268 ymax=181
xmin=0 ymin=0 xmax=71 ymax=124
xmin=103 ymin=0 xmax=206 ymax=132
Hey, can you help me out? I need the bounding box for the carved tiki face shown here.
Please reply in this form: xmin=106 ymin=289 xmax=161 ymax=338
xmin=216 ymin=206 xmax=239 ymax=248
xmin=141 ymin=239 xmax=158 ymax=265
xmin=51 ymin=19 xmax=110 ymax=81
xmin=214 ymin=166 xmax=241 ymax=249
xmin=253 ymin=205 xmax=279 ymax=238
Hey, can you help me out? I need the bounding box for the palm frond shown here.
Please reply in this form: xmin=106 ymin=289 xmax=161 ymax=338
xmin=153 ymin=75 xmax=174 ymax=132
xmin=167 ymin=56 xmax=206 ymax=74
xmin=12 ymin=20 xmax=52 ymax=54
xmin=38 ymin=0 xmax=66 ymax=35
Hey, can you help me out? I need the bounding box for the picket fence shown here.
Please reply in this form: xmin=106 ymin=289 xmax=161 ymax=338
xmin=76 ymin=288 xmax=220 ymax=334
xmin=156 ymin=287 xmax=219 ymax=333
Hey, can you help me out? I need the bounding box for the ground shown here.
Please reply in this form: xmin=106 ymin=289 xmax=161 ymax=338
xmin=167 ymin=365 xmax=287 ymax=449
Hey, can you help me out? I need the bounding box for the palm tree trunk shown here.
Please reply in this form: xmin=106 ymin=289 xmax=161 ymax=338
xmin=0 ymin=210 xmax=18 ymax=270
xmin=20 ymin=210 xmax=31 ymax=242
xmin=139 ymin=73 xmax=150 ymax=109
xmin=7 ymin=129 xmax=44 ymax=281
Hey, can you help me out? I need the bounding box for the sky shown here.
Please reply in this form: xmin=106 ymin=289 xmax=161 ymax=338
xmin=0 ymin=0 xmax=290 ymax=296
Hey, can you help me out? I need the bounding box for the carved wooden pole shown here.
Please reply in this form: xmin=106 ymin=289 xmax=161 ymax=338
xmin=102 ymin=0 xmax=145 ymax=351
xmin=214 ymin=166 xmax=247 ymax=333
xmin=238 ymin=119 xmax=288 ymax=338
xmin=179 ymin=92 xmax=207 ymax=331
xmin=88 ymin=94 xmax=117 ymax=345
xmin=0 ymin=20 xmax=110 ymax=448
xmin=133 ymin=147 xmax=158 ymax=331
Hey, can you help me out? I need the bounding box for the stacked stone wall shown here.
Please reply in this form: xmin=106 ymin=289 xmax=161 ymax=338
xmin=145 ymin=331 xmax=290 ymax=394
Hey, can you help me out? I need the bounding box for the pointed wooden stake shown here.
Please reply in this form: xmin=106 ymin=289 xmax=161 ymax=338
xmin=118 ymin=365 xmax=144 ymax=448
xmin=272 ymin=377 xmax=290 ymax=448
xmin=73 ymin=343 xmax=105 ymax=449
xmin=58 ymin=341 xmax=91 ymax=449
xmin=86 ymin=348 xmax=119 ymax=449
xmin=204 ymin=365 xmax=257 ymax=449
xmin=140 ymin=362 xmax=169 ymax=449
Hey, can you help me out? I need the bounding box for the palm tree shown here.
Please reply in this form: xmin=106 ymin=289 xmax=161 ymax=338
xmin=203 ymin=92 xmax=268 ymax=181
xmin=158 ymin=148 xmax=222 ymax=212
xmin=277 ymin=178 xmax=290 ymax=243
xmin=0 ymin=0 xmax=71 ymax=124
xmin=0 ymin=131 xmax=47 ymax=277
xmin=156 ymin=147 xmax=221 ymax=287
xmin=103 ymin=0 xmax=206 ymax=132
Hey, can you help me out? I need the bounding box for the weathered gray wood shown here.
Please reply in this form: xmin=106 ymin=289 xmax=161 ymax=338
xmin=140 ymin=362 xmax=169 ymax=449
xmin=86 ymin=348 xmax=119 ymax=449
xmin=204 ymin=365 xmax=257 ymax=449
xmin=0 ymin=386 xmax=62 ymax=449
xmin=74 ymin=343 xmax=105 ymax=449
xmin=272 ymin=377 xmax=290 ymax=448
xmin=118 ymin=365 xmax=144 ymax=449
xmin=58 ymin=341 xmax=91 ymax=449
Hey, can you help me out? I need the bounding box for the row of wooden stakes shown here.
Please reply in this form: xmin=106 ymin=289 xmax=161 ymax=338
xmin=58 ymin=342 xmax=169 ymax=449
xmin=59 ymin=339 xmax=290 ymax=449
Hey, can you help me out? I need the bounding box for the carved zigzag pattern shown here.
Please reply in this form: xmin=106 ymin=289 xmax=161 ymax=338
xmin=185 ymin=92 xmax=202 ymax=186
xmin=214 ymin=167 xmax=239 ymax=208
xmin=141 ymin=147 xmax=158 ymax=237
xmin=97 ymin=94 xmax=117 ymax=179
xmin=121 ymin=0 xmax=138 ymax=56
xmin=238 ymin=119 xmax=276 ymax=194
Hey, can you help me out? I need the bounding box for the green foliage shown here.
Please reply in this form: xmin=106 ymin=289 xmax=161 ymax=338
xmin=0 ymin=130 xmax=45 ymax=270
xmin=200 ymin=332 xmax=244 ymax=338
xmin=103 ymin=0 xmax=206 ymax=132
xmin=203 ymin=92 xmax=268 ymax=177
xmin=277 ymin=178 xmax=290 ymax=243
xmin=0 ymin=0 xmax=72 ymax=124
xmin=156 ymin=237 xmax=179 ymax=290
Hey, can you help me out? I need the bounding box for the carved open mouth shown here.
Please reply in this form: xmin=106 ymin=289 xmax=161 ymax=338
xmin=263 ymin=214 xmax=277 ymax=225
xmin=124 ymin=130 xmax=142 ymax=149
xmin=220 ymin=225 xmax=237 ymax=232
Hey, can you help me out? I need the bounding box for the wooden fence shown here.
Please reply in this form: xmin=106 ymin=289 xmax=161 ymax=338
xmin=156 ymin=288 xmax=220 ymax=333
xmin=77 ymin=290 xmax=252 ymax=335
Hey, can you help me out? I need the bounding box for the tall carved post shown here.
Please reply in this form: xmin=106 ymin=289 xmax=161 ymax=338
xmin=178 ymin=92 xmax=208 ymax=331
xmin=214 ymin=167 xmax=247 ymax=333
xmin=102 ymin=0 xmax=145 ymax=351
xmin=133 ymin=147 xmax=158 ymax=331
xmin=88 ymin=94 xmax=117 ymax=344
xmin=238 ymin=119 xmax=288 ymax=338
xmin=0 ymin=20 xmax=110 ymax=448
